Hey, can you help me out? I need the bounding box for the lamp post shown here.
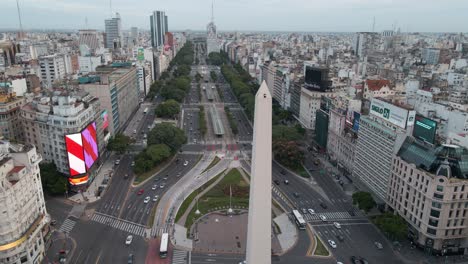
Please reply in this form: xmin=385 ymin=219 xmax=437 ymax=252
xmin=228 ymin=185 xmax=233 ymax=215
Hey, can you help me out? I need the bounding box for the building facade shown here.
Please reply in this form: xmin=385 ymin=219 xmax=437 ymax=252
xmin=0 ymin=142 xmax=48 ymax=264
xmin=20 ymin=91 xmax=104 ymax=179
xmin=105 ymin=13 xmax=122 ymax=49
xmin=38 ymin=54 xmax=67 ymax=88
xmin=80 ymin=65 xmax=139 ymax=135
xmin=0 ymin=93 xmax=25 ymax=142
xmin=389 ymin=138 xmax=468 ymax=255
xmin=150 ymin=11 xmax=166 ymax=48
xmin=78 ymin=30 xmax=102 ymax=51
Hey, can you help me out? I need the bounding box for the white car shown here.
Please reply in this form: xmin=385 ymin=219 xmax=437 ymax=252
xmin=319 ymin=215 xmax=327 ymax=222
xmin=160 ymin=184 xmax=165 ymax=189
xmin=115 ymin=159 xmax=120 ymax=165
xmin=151 ymin=185 xmax=157 ymax=190
xmin=125 ymin=235 xmax=133 ymax=245
xmin=143 ymin=196 xmax=150 ymax=204
xmin=328 ymin=239 xmax=337 ymax=248
xmin=333 ymin=222 xmax=341 ymax=229
xmin=152 ymin=195 xmax=159 ymax=202
xmin=183 ymin=160 xmax=189 ymax=166
xmin=308 ymin=208 xmax=315 ymax=215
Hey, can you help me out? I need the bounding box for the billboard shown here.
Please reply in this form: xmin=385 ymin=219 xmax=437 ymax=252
xmin=304 ymin=65 xmax=331 ymax=91
xmin=352 ymin=112 xmax=361 ymax=131
xmin=413 ymin=115 xmax=437 ymax=144
xmin=81 ymin=122 xmax=99 ymax=170
xmin=65 ymin=133 xmax=86 ymax=176
xmin=407 ymin=111 xmax=416 ymax=126
xmin=369 ymin=98 xmax=409 ymax=129
xmin=137 ymin=48 xmax=144 ymax=61
xmin=69 ymin=175 xmax=89 ymax=185
xmin=101 ymin=110 xmax=109 ymax=130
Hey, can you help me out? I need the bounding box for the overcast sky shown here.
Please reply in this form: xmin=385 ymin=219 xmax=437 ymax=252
xmin=2 ymin=0 xmax=468 ymax=32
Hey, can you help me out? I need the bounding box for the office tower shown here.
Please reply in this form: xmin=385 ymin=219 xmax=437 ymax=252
xmin=246 ymin=81 xmax=272 ymax=264
xmin=105 ymin=13 xmax=122 ymax=49
xmin=0 ymin=141 xmax=48 ymax=264
xmin=164 ymin=15 xmax=168 ymax=34
xmin=78 ymin=29 xmax=102 ymax=51
xmin=389 ymin=138 xmax=468 ymax=255
xmin=353 ymin=32 xmax=379 ymax=58
xmin=150 ymin=11 xmax=166 ymax=48
xmin=21 ymin=92 xmax=104 ymax=184
xmin=130 ymin=27 xmax=138 ymax=45
xmin=80 ymin=64 xmax=139 ymax=135
xmin=353 ymin=98 xmax=415 ymax=201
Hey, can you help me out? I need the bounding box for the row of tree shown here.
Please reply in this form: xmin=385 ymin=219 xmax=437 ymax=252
xmin=220 ymin=64 xmax=256 ymax=120
xmin=224 ymin=106 xmax=238 ymax=135
xmin=134 ymin=123 xmax=187 ymax=175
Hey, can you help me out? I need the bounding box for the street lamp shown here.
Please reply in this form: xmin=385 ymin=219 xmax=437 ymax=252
xmin=195 ymin=190 xmax=201 ymax=215
xmin=227 ymin=185 xmax=233 ymax=214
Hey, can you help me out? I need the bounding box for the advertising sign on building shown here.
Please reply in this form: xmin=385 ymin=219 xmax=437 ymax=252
xmin=137 ymin=48 xmax=144 ymax=61
xmin=369 ymin=98 xmax=410 ymax=129
xmin=413 ymin=115 xmax=437 ymax=144
xmin=407 ymin=111 xmax=416 ymax=126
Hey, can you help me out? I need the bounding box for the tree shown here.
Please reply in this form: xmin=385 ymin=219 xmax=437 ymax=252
xmin=272 ymin=140 xmax=304 ymax=170
xmin=107 ymin=133 xmax=131 ymax=153
xmin=146 ymin=144 xmax=171 ymax=164
xmin=272 ymin=125 xmax=303 ymax=142
xmin=147 ymin=123 xmax=187 ymax=152
xmin=210 ymin=71 xmax=217 ymax=82
xmin=373 ymin=213 xmax=408 ymax=241
xmin=208 ymin=52 xmax=225 ymax=66
xmin=352 ymin=191 xmax=376 ymax=212
xmin=160 ymin=86 xmax=186 ymax=102
xmin=155 ymin=99 xmax=180 ymax=119
xmin=40 ymin=163 xmax=68 ymax=195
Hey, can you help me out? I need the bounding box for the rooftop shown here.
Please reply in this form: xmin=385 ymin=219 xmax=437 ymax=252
xmin=365 ymin=80 xmax=391 ymax=91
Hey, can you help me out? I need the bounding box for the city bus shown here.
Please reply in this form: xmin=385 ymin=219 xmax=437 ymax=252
xmin=143 ymin=107 xmax=148 ymax=114
xmin=292 ymin=210 xmax=306 ymax=230
xmin=159 ymin=233 xmax=169 ymax=258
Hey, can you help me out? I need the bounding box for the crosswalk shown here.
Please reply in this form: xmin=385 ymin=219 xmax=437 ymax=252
xmin=303 ymin=210 xmax=364 ymax=222
xmin=172 ymin=250 xmax=188 ymax=264
xmin=59 ymin=218 xmax=76 ymax=233
xmin=91 ymin=212 xmax=147 ymax=237
xmin=151 ymin=226 xmax=168 ymax=237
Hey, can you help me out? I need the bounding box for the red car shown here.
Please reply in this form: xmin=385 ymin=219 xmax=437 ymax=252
xmin=137 ymin=189 xmax=144 ymax=195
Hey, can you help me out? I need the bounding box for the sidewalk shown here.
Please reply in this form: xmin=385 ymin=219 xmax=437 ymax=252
xmin=68 ymin=152 xmax=116 ymax=204
xmin=273 ymin=213 xmax=297 ymax=254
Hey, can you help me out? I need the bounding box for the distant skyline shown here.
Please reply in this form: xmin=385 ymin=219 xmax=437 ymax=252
xmin=1 ymin=0 xmax=468 ymax=33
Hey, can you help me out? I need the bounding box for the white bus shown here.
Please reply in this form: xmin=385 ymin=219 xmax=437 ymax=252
xmin=143 ymin=107 xmax=149 ymax=114
xmin=292 ymin=210 xmax=306 ymax=230
xmin=159 ymin=233 xmax=169 ymax=258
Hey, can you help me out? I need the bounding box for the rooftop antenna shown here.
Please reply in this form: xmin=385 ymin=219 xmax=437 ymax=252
xmin=211 ymin=0 xmax=215 ymax=22
xmin=16 ymin=0 xmax=24 ymax=40
xmin=372 ymin=16 xmax=375 ymax=32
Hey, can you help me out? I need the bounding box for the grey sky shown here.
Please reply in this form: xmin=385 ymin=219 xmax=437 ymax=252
xmin=1 ymin=0 xmax=468 ymax=32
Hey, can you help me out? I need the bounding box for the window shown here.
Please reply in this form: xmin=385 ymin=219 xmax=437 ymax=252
xmin=427 ymin=227 xmax=437 ymax=235
xmin=434 ymin=193 xmax=444 ymax=200
xmin=428 ymin=219 xmax=439 ymax=227
xmin=432 ymin=201 xmax=442 ymax=209
xmin=430 ymin=209 xmax=440 ymax=218
xmin=436 ymin=185 xmax=444 ymax=192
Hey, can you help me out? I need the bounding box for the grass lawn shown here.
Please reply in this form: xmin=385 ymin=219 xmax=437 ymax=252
xmin=292 ymin=165 xmax=309 ymax=178
xmin=175 ymin=169 xmax=226 ymax=223
xmin=314 ymin=236 xmax=330 ymax=256
xmin=202 ymin=156 xmax=221 ymax=173
xmin=184 ymin=168 xmax=249 ymax=231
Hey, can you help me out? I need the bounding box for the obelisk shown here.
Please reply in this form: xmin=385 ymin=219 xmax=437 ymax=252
xmin=246 ymin=81 xmax=272 ymax=264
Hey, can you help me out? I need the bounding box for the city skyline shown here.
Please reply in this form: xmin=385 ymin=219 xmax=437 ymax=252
xmin=1 ymin=0 xmax=468 ymax=32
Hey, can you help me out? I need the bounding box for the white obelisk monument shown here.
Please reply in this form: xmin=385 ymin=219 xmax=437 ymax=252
xmin=246 ymin=81 xmax=272 ymax=264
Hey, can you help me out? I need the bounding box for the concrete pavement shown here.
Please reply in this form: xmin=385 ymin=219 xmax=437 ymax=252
xmin=274 ymin=213 xmax=298 ymax=254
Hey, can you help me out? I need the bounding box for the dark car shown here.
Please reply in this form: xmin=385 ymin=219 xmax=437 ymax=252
xmin=280 ymin=170 xmax=286 ymax=175
xmin=293 ymin=192 xmax=300 ymax=198
xmin=320 ymin=203 xmax=328 ymax=209
xmin=128 ymin=254 xmax=134 ymax=264
xmin=348 ymin=210 xmax=356 ymax=216
xmin=274 ymin=179 xmax=280 ymax=185
xmin=336 ymin=235 xmax=344 ymax=242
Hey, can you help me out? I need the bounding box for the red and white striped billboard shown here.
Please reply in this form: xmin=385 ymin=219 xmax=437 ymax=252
xmin=65 ymin=133 xmax=86 ymax=176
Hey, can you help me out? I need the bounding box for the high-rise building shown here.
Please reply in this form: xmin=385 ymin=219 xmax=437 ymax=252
xmin=0 ymin=141 xmax=48 ymax=264
xmin=206 ymin=6 xmax=218 ymax=54
xmin=422 ymin=48 xmax=440 ymax=65
xmin=130 ymin=27 xmax=138 ymax=46
xmin=164 ymin=15 xmax=168 ymax=34
xmin=78 ymin=29 xmax=102 ymax=51
xmin=150 ymin=11 xmax=166 ymax=48
xmin=353 ymin=32 xmax=379 ymax=58
xmin=20 ymin=91 xmax=105 ymax=183
xmin=389 ymin=138 xmax=468 ymax=255
xmin=80 ymin=64 xmax=139 ymax=135
xmin=38 ymin=54 xmax=68 ymax=88
xmin=105 ymin=13 xmax=122 ymax=49
xmin=353 ymin=98 xmax=415 ymax=202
